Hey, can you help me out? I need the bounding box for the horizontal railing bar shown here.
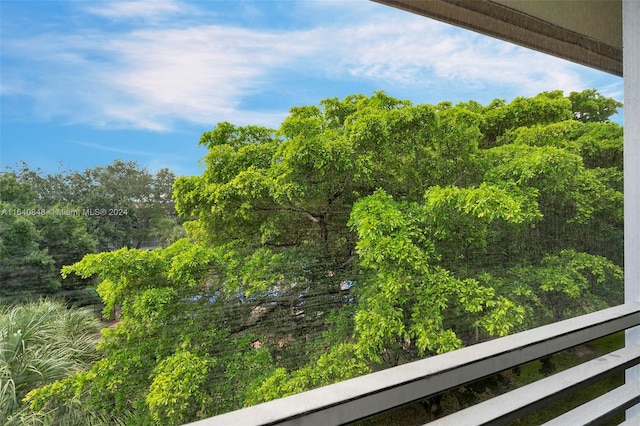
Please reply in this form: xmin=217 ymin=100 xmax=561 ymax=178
xmin=187 ymin=303 xmax=640 ymax=426
xmin=542 ymin=382 xmax=640 ymax=426
xmin=428 ymin=345 xmax=640 ymax=425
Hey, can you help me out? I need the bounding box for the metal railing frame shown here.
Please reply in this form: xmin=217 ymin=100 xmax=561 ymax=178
xmin=188 ymin=303 xmax=640 ymax=426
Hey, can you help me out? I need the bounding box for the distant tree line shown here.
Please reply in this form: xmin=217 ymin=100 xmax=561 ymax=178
xmin=0 ymin=160 xmax=185 ymax=305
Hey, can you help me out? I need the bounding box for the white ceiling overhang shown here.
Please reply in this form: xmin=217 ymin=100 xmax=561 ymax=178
xmin=373 ymin=0 xmax=622 ymax=76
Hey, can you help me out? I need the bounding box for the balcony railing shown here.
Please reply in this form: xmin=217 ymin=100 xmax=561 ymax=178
xmin=187 ymin=302 xmax=640 ymax=425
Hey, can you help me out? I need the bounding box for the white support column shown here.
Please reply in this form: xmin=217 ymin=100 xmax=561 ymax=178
xmin=625 ymin=0 xmax=640 ymax=420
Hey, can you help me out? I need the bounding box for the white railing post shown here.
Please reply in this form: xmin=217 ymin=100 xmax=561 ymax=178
xmin=624 ymin=0 xmax=640 ymax=420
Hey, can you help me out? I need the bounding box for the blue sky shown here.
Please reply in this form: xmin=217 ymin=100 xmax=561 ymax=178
xmin=1 ymin=0 xmax=623 ymax=177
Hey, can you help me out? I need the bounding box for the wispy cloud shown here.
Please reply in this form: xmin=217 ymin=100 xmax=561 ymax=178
xmin=1 ymin=0 xmax=620 ymax=132
xmin=68 ymin=140 xmax=184 ymax=159
xmin=83 ymin=0 xmax=195 ymax=22
xmin=321 ymin=15 xmax=589 ymax=96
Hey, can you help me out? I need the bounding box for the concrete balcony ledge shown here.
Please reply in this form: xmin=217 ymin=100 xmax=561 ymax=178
xmin=188 ymin=303 xmax=640 ymax=426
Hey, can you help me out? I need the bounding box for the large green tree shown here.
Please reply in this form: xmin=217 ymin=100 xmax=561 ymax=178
xmin=30 ymin=90 xmax=623 ymax=423
xmin=29 ymin=240 xmax=276 ymax=424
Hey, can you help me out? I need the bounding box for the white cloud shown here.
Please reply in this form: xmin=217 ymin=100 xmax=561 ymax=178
xmin=98 ymin=25 xmax=313 ymax=128
xmin=320 ymin=16 xmax=591 ymax=97
xmin=3 ymin=22 xmax=307 ymax=130
xmin=1 ymin=0 xmax=620 ymax=132
xmin=83 ymin=0 xmax=192 ymax=22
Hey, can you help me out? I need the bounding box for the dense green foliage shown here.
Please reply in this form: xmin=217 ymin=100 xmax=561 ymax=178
xmin=0 ymin=160 xmax=184 ymax=305
xmin=25 ymin=90 xmax=623 ymax=424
